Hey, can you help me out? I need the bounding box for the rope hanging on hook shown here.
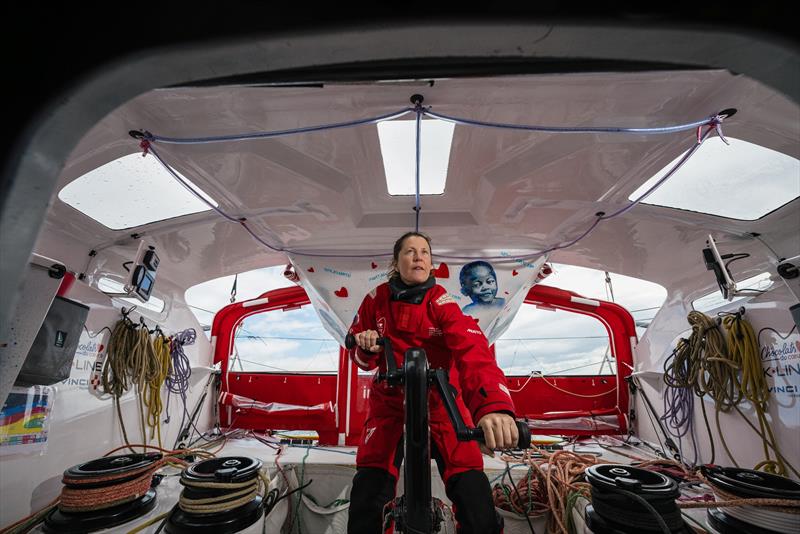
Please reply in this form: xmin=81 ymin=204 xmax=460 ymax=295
xmin=662 ymin=309 xmax=798 ymax=477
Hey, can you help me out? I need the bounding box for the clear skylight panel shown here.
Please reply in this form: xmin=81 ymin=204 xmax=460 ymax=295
xmin=377 ymin=119 xmax=455 ymax=195
xmin=629 ymin=138 xmax=799 ymax=220
xmin=58 ymin=153 xmax=218 ymax=229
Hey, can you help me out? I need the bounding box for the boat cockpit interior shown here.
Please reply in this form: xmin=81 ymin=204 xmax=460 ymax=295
xmin=1 ymin=13 xmax=799 ymax=534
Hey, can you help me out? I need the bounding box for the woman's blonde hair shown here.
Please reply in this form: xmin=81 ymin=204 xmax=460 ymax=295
xmin=387 ymin=231 xmax=432 ymax=281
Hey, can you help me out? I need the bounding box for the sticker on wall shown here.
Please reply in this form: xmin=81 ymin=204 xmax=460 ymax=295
xmin=53 ymin=329 xmax=108 ymax=393
xmin=87 ymin=333 xmax=111 ymax=399
xmin=758 ymin=328 xmax=800 ymax=400
xmin=0 ymin=386 xmax=54 ymax=456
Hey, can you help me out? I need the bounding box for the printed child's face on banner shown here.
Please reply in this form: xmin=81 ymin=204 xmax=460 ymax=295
xmin=463 ymin=264 xmax=498 ymax=304
xmin=290 ymin=250 xmax=546 ymax=346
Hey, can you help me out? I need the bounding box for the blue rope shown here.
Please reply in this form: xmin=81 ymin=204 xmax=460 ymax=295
xmin=422 ymin=108 xmax=723 ymax=135
xmin=598 ymin=126 xmax=715 ymax=220
xmin=662 ymin=382 xmax=698 ymax=467
xmin=164 ymin=328 xmax=195 ymax=430
xmin=139 ymin=105 xmax=731 ymax=262
xmin=144 ymin=108 xmax=414 ymax=144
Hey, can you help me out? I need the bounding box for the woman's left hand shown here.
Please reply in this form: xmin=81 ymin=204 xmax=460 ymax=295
xmin=476 ymin=412 xmax=518 ymax=455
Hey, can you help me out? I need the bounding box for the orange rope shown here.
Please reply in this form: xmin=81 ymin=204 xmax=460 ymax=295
xmin=59 ymin=459 xmax=167 ymax=512
xmin=492 ymin=467 xmax=549 ymax=517
xmin=0 ymin=446 xmax=201 ymax=533
xmin=499 ymin=447 xmax=603 ymax=534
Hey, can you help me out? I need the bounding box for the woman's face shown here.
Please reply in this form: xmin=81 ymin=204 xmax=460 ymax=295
xmin=396 ymin=235 xmax=432 ymax=286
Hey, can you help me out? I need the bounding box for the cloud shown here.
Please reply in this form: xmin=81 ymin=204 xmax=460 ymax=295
xmin=187 ymin=261 xmax=666 ymax=377
xmin=491 ymin=264 xmax=665 ymax=376
xmin=544 ymin=264 xmax=667 ymax=312
xmin=232 ymin=337 xmax=340 ymax=372
xmin=185 ymin=266 xmax=294 ymax=322
xmin=496 ymin=337 xmax=612 ymax=375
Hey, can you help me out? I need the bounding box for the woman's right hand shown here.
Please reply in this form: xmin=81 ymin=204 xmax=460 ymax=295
xmin=355 ymin=329 xmax=381 ymax=353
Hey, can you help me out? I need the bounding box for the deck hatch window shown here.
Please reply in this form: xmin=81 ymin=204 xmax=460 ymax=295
xmin=629 ymin=137 xmax=799 ymax=220
xmin=378 ymin=119 xmax=454 ymax=195
xmin=58 ymin=153 xmax=218 ymax=229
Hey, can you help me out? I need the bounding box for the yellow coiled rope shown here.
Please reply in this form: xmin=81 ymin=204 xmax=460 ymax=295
xmin=101 ymin=309 xmax=172 ymax=452
xmin=144 ymin=330 xmax=171 ymax=448
xmin=670 ymin=310 xmax=797 ymax=477
xmin=721 ymin=312 xmax=791 ymax=476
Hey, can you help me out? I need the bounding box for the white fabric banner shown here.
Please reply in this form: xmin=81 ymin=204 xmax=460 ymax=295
xmin=287 ymin=252 xmax=549 ymax=346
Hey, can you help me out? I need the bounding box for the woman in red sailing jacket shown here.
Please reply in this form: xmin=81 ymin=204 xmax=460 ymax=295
xmin=346 ymin=231 xmax=518 ymax=534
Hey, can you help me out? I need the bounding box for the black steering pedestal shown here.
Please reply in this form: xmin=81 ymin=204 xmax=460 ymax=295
xmin=345 ymin=333 xmax=531 ymax=533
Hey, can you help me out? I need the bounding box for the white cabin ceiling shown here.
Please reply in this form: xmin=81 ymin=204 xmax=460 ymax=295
xmin=39 ymin=68 xmax=800 ymax=295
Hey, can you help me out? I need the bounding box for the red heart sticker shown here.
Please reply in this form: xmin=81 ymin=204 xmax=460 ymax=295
xmin=512 ymin=270 xmax=519 ymax=276
xmin=334 ymin=287 xmax=349 ymax=298
xmin=98 ymin=344 xmax=104 ymax=352
xmin=371 ymin=262 xmax=378 ymax=269
xmin=433 ymin=262 xmax=450 ymax=278
xmin=504 ymin=291 xmax=510 ymax=295
xmin=307 ymin=267 xmax=315 ymax=272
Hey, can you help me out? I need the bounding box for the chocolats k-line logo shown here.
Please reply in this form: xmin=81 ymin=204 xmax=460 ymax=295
xmin=761 ymin=338 xmax=800 ymax=363
xmin=760 ymin=335 xmax=800 ymax=396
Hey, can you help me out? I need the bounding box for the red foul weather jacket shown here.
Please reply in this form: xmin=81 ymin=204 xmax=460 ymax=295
xmin=349 ymin=281 xmax=515 ymax=482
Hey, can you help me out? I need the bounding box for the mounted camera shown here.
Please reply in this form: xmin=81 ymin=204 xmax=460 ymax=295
xmin=125 ymin=241 xmax=159 ymax=301
xmin=703 ymin=235 xmax=736 ymax=301
xmin=776 ymin=254 xmax=800 ymax=329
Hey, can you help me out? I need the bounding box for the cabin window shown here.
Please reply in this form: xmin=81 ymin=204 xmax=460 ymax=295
xmin=629 ymin=137 xmax=800 ymax=220
xmin=691 ymin=272 xmax=774 ymax=313
xmin=57 ymin=152 xmax=218 ymax=229
xmin=230 ymin=305 xmax=340 ymax=373
xmin=495 ymin=264 xmax=667 ymax=375
xmin=186 ymin=266 xmax=294 ymax=337
xmin=495 ymin=305 xmax=616 ymax=376
xmin=377 ymin=119 xmax=454 ymax=195
xmin=542 ymin=264 xmax=666 ymax=338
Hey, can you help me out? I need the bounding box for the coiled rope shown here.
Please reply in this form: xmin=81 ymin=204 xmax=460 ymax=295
xmin=145 ymin=329 xmax=171 ymax=448
xmin=177 ymin=470 xmax=270 ymax=515
xmin=720 ymin=312 xmax=786 ymax=475
xmin=101 ymin=308 xmax=169 ymax=451
xmin=588 ymin=484 xmax=679 ymax=534
xmin=59 ymin=456 xmax=170 ymax=513
xmin=102 ymin=310 xmax=195 ymax=453
xmin=492 ymin=466 xmax=549 ymax=518
xmin=0 ymin=445 xmax=211 ymax=534
xmin=676 ymin=470 xmax=800 ymax=514
xmin=164 ymin=328 xmax=195 ymax=432
xmin=497 ymin=447 xmax=601 ymax=534
xmin=662 ymin=310 xmax=797 ymax=477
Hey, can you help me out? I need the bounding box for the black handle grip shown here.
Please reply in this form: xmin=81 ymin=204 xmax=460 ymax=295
xmin=466 ymin=421 xmax=531 ymax=449
xmin=344 ymin=333 xmax=385 ymax=350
